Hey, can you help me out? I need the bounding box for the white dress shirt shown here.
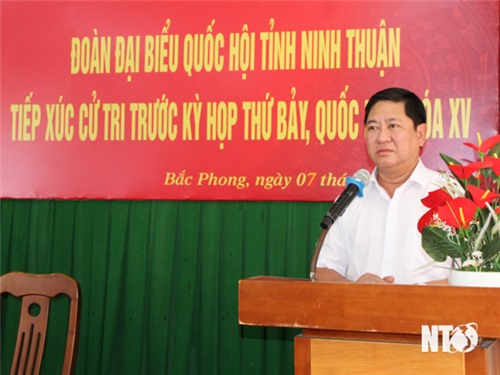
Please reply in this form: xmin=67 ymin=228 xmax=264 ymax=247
xmin=317 ymin=160 xmax=452 ymax=284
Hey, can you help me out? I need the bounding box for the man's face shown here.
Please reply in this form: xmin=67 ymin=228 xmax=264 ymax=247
xmin=365 ymin=101 xmax=426 ymax=174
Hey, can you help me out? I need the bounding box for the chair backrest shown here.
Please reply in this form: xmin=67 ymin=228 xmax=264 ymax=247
xmin=0 ymin=272 xmax=80 ymax=375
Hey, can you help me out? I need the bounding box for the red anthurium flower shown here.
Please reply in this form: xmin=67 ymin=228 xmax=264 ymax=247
xmin=484 ymin=156 xmax=500 ymax=176
xmin=464 ymin=134 xmax=500 ymax=153
xmin=418 ymin=189 xmax=453 ymax=232
xmin=418 ymin=209 xmax=437 ymax=233
xmin=421 ymin=188 xmax=451 ymax=209
xmin=467 ymin=185 xmax=499 ymax=208
xmin=436 ymin=197 xmax=478 ymax=229
xmin=448 ymin=160 xmax=492 ymax=179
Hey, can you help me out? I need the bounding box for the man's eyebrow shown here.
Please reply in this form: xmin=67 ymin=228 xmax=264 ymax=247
xmin=367 ymin=117 xmax=402 ymax=123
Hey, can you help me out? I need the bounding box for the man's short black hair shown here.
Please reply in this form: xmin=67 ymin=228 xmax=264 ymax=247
xmin=364 ymin=87 xmax=427 ymax=129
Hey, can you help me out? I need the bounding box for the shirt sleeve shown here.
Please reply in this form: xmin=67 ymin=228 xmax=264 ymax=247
xmin=316 ymin=218 xmax=349 ymax=277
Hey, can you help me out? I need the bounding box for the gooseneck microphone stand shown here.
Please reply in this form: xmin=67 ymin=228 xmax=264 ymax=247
xmin=309 ymin=228 xmax=328 ymax=282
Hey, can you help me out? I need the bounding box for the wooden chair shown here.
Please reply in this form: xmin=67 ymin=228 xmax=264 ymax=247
xmin=0 ymin=272 xmax=80 ymax=375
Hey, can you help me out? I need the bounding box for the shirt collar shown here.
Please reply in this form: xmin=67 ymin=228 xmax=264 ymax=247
xmin=369 ymin=159 xmax=426 ymax=191
xmin=407 ymin=159 xmax=427 ymax=187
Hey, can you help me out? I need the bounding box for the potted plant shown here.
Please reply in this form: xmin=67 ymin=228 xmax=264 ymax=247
xmin=418 ymin=133 xmax=500 ymax=287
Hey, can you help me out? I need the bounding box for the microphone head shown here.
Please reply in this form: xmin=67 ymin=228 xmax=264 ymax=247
xmin=353 ymin=169 xmax=371 ymax=185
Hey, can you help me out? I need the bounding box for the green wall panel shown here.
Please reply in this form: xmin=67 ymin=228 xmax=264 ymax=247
xmin=1 ymin=200 xmax=327 ymax=375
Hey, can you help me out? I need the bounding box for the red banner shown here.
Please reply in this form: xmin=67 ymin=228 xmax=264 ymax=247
xmin=1 ymin=1 xmax=498 ymax=200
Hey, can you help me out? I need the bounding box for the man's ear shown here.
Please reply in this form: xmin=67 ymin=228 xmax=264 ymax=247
xmin=417 ymin=123 xmax=427 ymax=147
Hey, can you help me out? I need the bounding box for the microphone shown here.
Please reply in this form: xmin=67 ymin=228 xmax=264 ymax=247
xmin=320 ymin=169 xmax=370 ymax=229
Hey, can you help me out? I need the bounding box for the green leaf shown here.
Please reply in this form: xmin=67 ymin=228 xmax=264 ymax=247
xmin=440 ymin=153 xmax=462 ymax=167
xmin=487 ymin=142 xmax=500 ymax=157
xmin=479 ymin=236 xmax=500 ymax=263
xmin=422 ymin=226 xmax=464 ymax=262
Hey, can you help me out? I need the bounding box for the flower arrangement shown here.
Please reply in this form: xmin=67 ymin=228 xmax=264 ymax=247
xmin=418 ymin=133 xmax=500 ymax=272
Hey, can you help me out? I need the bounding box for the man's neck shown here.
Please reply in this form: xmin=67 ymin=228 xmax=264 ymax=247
xmin=377 ymin=161 xmax=419 ymax=198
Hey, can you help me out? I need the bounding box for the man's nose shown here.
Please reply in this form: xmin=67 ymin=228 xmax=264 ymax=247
xmin=376 ymin=126 xmax=391 ymax=143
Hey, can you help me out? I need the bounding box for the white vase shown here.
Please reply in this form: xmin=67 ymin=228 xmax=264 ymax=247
xmin=449 ymin=269 xmax=500 ymax=287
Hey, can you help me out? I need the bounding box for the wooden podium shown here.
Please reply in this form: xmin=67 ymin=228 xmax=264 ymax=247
xmin=238 ymin=276 xmax=500 ymax=375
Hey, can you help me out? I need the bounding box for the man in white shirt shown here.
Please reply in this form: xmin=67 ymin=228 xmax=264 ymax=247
xmin=316 ymin=87 xmax=451 ymax=284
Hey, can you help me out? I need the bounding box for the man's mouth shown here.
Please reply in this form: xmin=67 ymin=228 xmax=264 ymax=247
xmin=377 ymin=148 xmax=393 ymax=155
